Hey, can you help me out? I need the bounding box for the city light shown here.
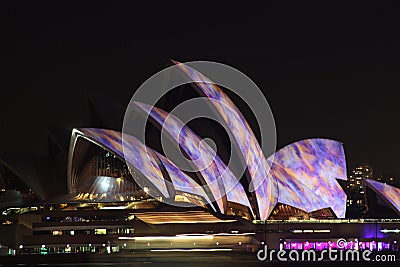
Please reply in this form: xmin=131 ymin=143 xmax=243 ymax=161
xmin=150 ymin=248 xmax=233 ymax=252
xmin=101 ymin=179 xmax=110 ymax=191
xmin=381 ymin=229 xmax=400 ymax=233
xmin=119 ymin=235 xmax=214 ymax=241
xmin=3 ymin=5 xmax=400 ymax=265
xmin=0 ymin=64 xmax=399 ymax=262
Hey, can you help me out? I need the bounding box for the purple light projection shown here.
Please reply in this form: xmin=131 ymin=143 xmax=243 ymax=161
xmin=76 ymin=128 xmax=169 ymax=197
xmin=133 ymin=102 xmax=253 ymax=215
xmin=153 ymin=150 xmax=216 ymax=210
xmin=364 ymin=179 xmax=400 ymax=215
xmin=74 ymin=128 xmax=216 ymax=209
xmin=173 ymin=61 xmax=277 ymax=220
xmin=268 ymin=139 xmax=347 ymax=218
xmin=283 ymin=240 xmax=393 ymax=251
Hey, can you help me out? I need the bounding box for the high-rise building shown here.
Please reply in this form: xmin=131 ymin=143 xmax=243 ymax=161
xmin=347 ymin=165 xmax=373 ymax=191
xmin=346 ymin=165 xmax=373 ymax=217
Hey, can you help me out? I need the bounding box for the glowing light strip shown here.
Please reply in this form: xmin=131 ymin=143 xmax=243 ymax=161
xmin=175 ymin=234 xmax=212 ymax=237
xmin=381 ymin=229 xmax=400 ymax=233
xmin=143 ymin=219 xmax=237 ymax=224
xmin=99 ymin=206 xmax=127 ymax=210
xmin=313 ymin=230 xmax=331 ymax=233
xmin=212 ymin=232 xmax=256 ymax=236
xmin=292 ymin=229 xmax=331 ymax=233
xmin=119 ymin=233 xmax=254 ymax=241
xmin=133 ymin=211 xmax=237 ymax=224
xmin=118 ymin=235 xmax=214 ymax=241
xmin=150 ymin=248 xmax=233 ymax=252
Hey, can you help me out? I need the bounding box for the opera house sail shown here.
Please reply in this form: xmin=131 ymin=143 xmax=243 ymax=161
xmin=133 ymin=102 xmax=254 ymax=219
xmin=268 ymin=139 xmax=347 ymax=219
xmin=67 ymin=128 xmax=216 ymax=210
xmin=65 ymin=126 xmax=349 ymax=221
xmin=65 ymin=61 xmax=350 ymax=221
xmin=3 ymin=61 xmax=400 ymax=258
xmin=364 ymin=179 xmax=400 ymax=218
xmin=172 ymin=60 xmax=278 ymax=221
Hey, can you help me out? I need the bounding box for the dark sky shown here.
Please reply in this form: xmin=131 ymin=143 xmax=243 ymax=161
xmin=3 ymin=1 xmax=400 ymax=184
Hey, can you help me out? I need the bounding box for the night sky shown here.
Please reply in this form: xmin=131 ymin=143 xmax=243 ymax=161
xmin=3 ymin=1 xmax=400 ymax=195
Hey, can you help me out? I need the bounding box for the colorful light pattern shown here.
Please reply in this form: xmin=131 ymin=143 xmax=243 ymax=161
xmin=134 ymin=102 xmax=253 ymax=215
xmin=283 ymin=240 xmax=392 ymax=251
xmin=70 ymin=59 xmax=351 ymax=220
xmin=269 ymin=139 xmax=347 ymax=218
xmin=76 ymin=128 xmax=169 ymax=198
xmin=364 ymin=179 xmax=400 ymax=215
xmin=71 ymin=129 xmax=349 ymax=219
xmin=153 ymin=150 xmax=215 ymax=209
xmin=74 ymin=128 xmax=216 ymax=209
xmin=173 ymin=61 xmax=279 ymax=220
xmin=132 ymin=211 xmax=237 ymax=224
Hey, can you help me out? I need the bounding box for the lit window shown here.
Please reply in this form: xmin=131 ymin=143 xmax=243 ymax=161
xmin=95 ymin=228 xmax=107 ymax=235
xmin=52 ymin=230 xmax=63 ymax=236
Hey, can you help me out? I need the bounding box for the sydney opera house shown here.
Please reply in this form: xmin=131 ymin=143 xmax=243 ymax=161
xmin=0 ymin=62 xmax=399 ymax=257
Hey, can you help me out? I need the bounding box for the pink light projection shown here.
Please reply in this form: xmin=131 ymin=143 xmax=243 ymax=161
xmin=269 ymin=139 xmax=347 ymax=218
xmin=133 ymin=102 xmax=253 ymax=215
xmin=173 ymin=60 xmax=277 ymax=220
xmin=76 ymin=128 xmax=170 ymax=198
xmin=73 ymin=128 xmax=216 ymax=209
xmin=364 ymin=179 xmax=400 ymax=215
